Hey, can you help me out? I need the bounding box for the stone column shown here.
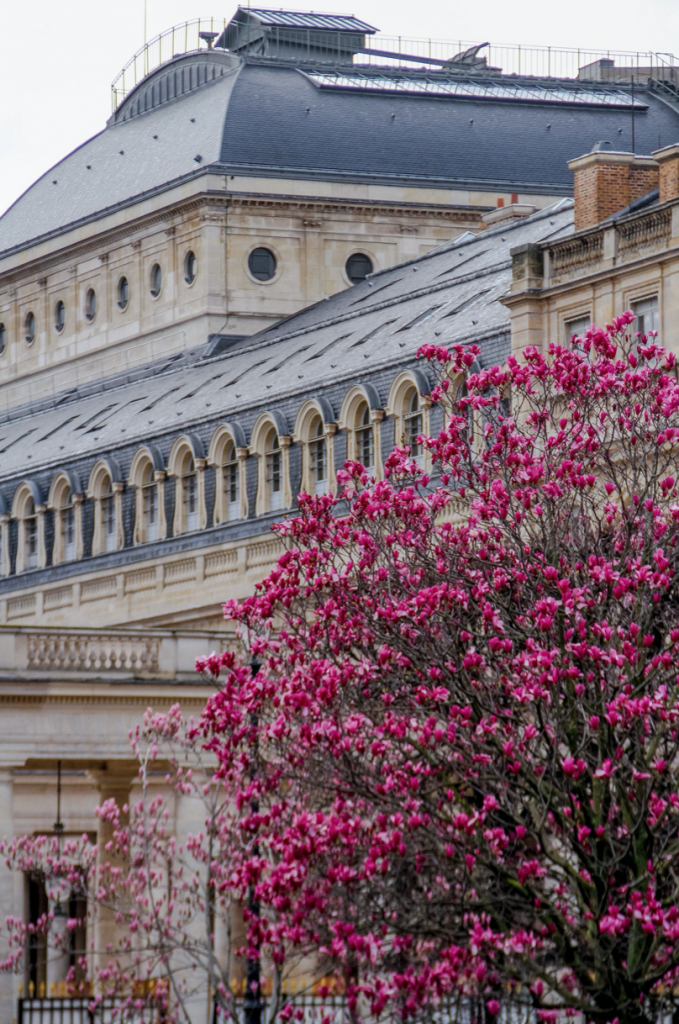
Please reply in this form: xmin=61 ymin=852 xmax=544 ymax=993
xmin=91 ymin=770 xmax=133 ymax=981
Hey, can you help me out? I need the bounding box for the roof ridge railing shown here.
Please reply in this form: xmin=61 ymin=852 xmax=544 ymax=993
xmin=110 ymin=19 xmax=678 ymax=111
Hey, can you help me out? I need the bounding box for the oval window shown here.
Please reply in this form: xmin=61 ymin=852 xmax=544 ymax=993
xmin=117 ymin=276 xmax=129 ymax=310
xmin=185 ymin=250 xmax=197 ymax=285
xmin=346 ymin=252 xmax=373 ymax=284
xmin=0 ymin=323 xmax=6 ymax=355
xmin=85 ymin=288 xmax=97 ymax=322
xmin=55 ymin=300 xmax=66 ymax=333
xmin=248 ymin=247 xmax=276 ymax=282
xmin=150 ymin=263 xmax=163 ymax=297
xmin=25 ymin=311 xmax=36 ymax=345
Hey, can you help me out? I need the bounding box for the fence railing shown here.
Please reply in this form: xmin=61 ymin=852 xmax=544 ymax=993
xmin=18 ymin=998 xmax=161 ymax=1024
xmin=110 ymin=18 xmax=679 ymax=110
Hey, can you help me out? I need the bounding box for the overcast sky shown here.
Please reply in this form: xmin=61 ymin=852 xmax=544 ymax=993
xmin=0 ymin=0 xmax=678 ymax=218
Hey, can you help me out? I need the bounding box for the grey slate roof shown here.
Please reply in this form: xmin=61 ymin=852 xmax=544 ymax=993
xmin=0 ymin=201 xmax=573 ymax=486
xmin=0 ymin=44 xmax=674 ymax=256
xmin=235 ymin=8 xmax=377 ymax=31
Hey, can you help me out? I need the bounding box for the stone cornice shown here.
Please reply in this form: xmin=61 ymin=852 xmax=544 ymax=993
xmin=0 ymin=188 xmax=485 ymax=286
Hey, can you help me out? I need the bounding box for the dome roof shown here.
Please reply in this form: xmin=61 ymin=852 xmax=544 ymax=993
xmin=1 ymin=48 xmax=678 ymax=256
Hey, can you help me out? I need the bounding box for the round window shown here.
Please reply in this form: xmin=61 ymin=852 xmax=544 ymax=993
xmin=117 ymin=276 xmax=129 ymax=310
xmin=0 ymin=323 xmax=6 ymax=355
xmin=185 ymin=250 xmax=197 ymax=285
xmin=150 ymin=263 xmax=163 ymax=297
xmin=248 ymin=247 xmax=276 ymax=282
xmin=85 ymin=288 xmax=97 ymax=322
xmin=25 ymin=311 xmax=36 ymax=345
xmin=55 ymin=300 xmax=66 ymax=333
xmin=346 ymin=252 xmax=373 ymax=284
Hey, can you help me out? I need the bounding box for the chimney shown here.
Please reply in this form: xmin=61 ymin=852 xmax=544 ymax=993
xmin=653 ymin=143 xmax=679 ymax=204
xmin=568 ymin=141 xmax=659 ymax=232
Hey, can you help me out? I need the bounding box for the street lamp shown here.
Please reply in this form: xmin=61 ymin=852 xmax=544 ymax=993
xmin=243 ymin=655 xmax=263 ymax=1024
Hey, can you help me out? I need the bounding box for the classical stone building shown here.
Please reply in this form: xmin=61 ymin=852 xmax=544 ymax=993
xmin=2 ymin=6 xmax=679 ymax=1020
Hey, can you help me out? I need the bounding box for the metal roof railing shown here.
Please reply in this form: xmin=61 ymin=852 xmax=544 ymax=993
xmin=110 ymin=19 xmax=678 ymax=111
xmin=111 ymin=18 xmax=229 ymax=110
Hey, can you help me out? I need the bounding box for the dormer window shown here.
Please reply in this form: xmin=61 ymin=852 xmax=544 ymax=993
xmin=11 ymin=483 xmax=46 ymax=573
xmin=168 ymin=436 xmax=207 ymax=535
xmin=128 ymin=446 xmax=167 ymax=545
xmin=88 ymin=461 xmax=124 ymax=556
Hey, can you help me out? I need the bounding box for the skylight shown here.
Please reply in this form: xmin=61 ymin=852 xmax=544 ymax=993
xmin=307 ymin=72 xmax=648 ymax=108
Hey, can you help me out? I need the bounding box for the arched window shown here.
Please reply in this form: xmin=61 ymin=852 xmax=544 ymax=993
xmin=87 ymin=461 xmax=124 ymax=556
xmin=339 ymin=387 xmax=384 ymax=481
xmin=48 ymin=473 xmax=83 ymax=564
xmin=294 ymin=402 xmax=337 ymax=498
xmin=207 ymin=425 xmax=248 ymax=525
xmin=266 ymin=430 xmax=283 ymax=512
xmin=168 ymin=436 xmax=207 ymax=536
xmin=11 ymin=483 xmax=46 ymax=573
xmin=251 ymin=416 xmax=292 ymax=516
xmin=128 ymin=447 xmax=167 ymax=545
xmin=386 ymin=372 xmax=433 ymax=472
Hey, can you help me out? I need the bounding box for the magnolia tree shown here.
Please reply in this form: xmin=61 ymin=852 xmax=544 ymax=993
xmin=0 ymin=708 xmax=248 ymax=1024
xmin=194 ymin=313 xmax=679 ymax=1024
xmin=5 ymin=314 xmax=679 ymax=1024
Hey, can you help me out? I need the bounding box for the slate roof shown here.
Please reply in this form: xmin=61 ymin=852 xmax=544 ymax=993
xmin=0 ymin=201 xmax=573 ymax=485
xmin=233 ymin=8 xmax=377 ymax=31
xmin=0 ymin=47 xmax=675 ymax=257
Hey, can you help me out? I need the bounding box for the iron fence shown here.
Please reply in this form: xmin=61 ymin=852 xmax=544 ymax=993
xmin=18 ymin=998 xmax=163 ymax=1024
xmin=110 ymin=17 xmax=679 ymax=110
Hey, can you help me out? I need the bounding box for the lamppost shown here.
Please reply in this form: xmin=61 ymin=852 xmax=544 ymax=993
xmin=243 ymin=655 xmax=263 ymax=1024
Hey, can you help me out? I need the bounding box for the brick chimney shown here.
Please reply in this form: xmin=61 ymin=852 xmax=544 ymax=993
xmin=653 ymin=143 xmax=679 ymax=204
xmin=568 ymin=142 xmax=659 ymax=231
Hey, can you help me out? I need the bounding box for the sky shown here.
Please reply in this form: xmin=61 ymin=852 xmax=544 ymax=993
xmin=0 ymin=0 xmax=678 ymax=218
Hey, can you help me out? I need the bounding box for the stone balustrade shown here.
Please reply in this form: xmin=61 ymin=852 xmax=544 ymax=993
xmin=0 ymin=625 xmax=231 ymax=681
xmin=545 ymin=203 xmax=678 ymax=283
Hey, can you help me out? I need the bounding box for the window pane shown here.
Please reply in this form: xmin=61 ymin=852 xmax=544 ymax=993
xmin=633 ymin=296 xmax=659 ymax=339
xmin=564 ymin=314 xmax=591 ymax=344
